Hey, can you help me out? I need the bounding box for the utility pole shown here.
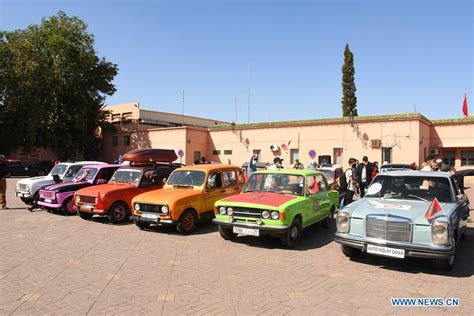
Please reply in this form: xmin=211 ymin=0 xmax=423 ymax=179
xmin=182 ymin=89 xmax=185 ymax=126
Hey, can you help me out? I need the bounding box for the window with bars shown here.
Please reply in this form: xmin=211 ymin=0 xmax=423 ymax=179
xmin=382 ymin=147 xmax=392 ymax=164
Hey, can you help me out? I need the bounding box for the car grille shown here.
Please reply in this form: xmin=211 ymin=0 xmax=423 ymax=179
xmin=40 ymin=190 xmax=55 ymax=199
xmin=78 ymin=195 xmax=96 ymax=205
xmin=233 ymin=207 xmax=262 ymax=219
xmin=18 ymin=183 xmax=28 ymax=191
xmin=366 ymin=215 xmax=412 ymax=242
xmin=137 ymin=203 xmax=163 ymax=213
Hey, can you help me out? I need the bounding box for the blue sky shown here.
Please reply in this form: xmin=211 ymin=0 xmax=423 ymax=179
xmin=1 ymin=0 xmax=473 ymax=122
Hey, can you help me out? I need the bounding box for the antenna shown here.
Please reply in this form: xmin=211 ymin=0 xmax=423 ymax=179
xmin=182 ymin=90 xmax=185 ymax=126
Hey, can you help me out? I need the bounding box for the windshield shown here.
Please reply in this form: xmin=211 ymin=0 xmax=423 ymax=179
xmin=243 ymin=173 xmax=305 ymax=196
xmin=167 ymin=170 xmax=205 ymax=187
xmin=321 ymin=170 xmax=334 ymax=182
xmin=73 ymin=167 xmax=98 ymax=182
xmin=110 ymin=169 xmax=142 ymax=184
xmin=365 ymin=175 xmax=454 ymax=203
xmin=49 ymin=164 xmax=68 ymax=176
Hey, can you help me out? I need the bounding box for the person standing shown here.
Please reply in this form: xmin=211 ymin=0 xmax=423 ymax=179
xmin=344 ymin=158 xmax=357 ymax=206
xmin=355 ymin=156 xmax=373 ymax=198
xmin=293 ymin=159 xmax=304 ymax=170
xmin=0 ymin=155 xmax=9 ymax=209
xmin=248 ymin=154 xmax=258 ymax=174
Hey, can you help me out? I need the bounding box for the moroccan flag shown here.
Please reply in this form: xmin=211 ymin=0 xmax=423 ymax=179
xmin=425 ymin=197 xmax=442 ymax=220
xmin=462 ymin=94 xmax=468 ymax=117
xmin=281 ymin=143 xmax=288 ymax=152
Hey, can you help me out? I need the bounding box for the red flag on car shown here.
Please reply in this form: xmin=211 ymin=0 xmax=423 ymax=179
xmin=425 ymin=197 xmax=442 ymax=220
xmin=462 ymin=94 xmax=468 ymax=117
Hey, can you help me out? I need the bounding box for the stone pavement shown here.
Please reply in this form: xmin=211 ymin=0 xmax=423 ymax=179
xmin=0 ymin=178 xmax=473 ymax=315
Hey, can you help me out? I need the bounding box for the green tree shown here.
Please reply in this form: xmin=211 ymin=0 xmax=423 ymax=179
xmin=341 ymin=43 xmax=358 ymax=117
xmin=0 ymin=11 xmax=118 ymax=160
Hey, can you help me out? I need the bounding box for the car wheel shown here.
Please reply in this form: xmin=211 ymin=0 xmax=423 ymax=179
xmin=341 ymin=245 xmax=361 ymax=258
xmin=434 ymin=239 xmax=456 ymax=271
xmin=135 ymin=221 xmax=150 ymax=230
xmin=176 ymin=210 xmax=197 ymax=235
xmin=107 ymin=202 xmax=130 ymax=224
xmin=218 ymin=225 xmax=237 ymax=240
xmin=77 ymin=210 xmax=93 ymax=220
xmin=280 ymin=217 xmax=302 ymax=248
xmin=61 ymin=196 xmax=75 ymax=216
xmin=322 ymin=206 xmax=335 ymax=228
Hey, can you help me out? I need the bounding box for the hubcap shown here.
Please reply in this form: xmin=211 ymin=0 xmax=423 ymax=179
xmin=290 ymin=225 xmax=299 ymax=240
xmin=114 ymin=206 xmax=125 ymax=220
xmin=183 ymin=214 xmax=194 ymax=230
xmin=66 ymin=200 xmax=74 ymax=213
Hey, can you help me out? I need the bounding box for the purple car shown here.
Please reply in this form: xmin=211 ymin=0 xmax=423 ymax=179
xmin=38 ymin=164 xmax=120 ymax=215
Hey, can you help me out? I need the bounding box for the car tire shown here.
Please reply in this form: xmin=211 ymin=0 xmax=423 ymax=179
xmin=434 ymin=239 xmax=456 ymax=271
xmin=280 ymin=217 xmax=302 ymax=248
xmin=341 ymin=245 xmax=361 ymax=258
xmin=135 ymin=221 xmax=150 ymax=230
xmin=77 ymin=210 xmax=93 ymax=220
xmin=61 ymin=196 xmax=75 ymax=216
xmin=218 ymin=225 xmax=237 ymax=240
xmin=322 ymin=206 xmax=335 ymax=228
xmin=107 ymin=202 xmax=130 ymax=224
xmin=176 ymin=209 xmax=197 ymax=235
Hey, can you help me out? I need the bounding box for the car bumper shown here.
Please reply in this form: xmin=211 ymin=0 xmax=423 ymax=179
xmin=38 ymin=201 xmax=62 ymax=209
xmin=77 ymin=205 xmax=106 ymax=214
xmin=213 ymin=218 xmax=290 ymax=235
xmin=16 ymin=191 xmax=33 ymax=199
xmin=334 ymin=232 xmax=455 ymax=259
xmin=132 ymin=215 xmax=174 ymax=225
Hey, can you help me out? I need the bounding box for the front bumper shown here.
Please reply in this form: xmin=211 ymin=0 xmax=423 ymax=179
xmin=76 ymin=205 xmax=106 ymax=214
xmin=334 ymin=232 xmax=455 ymax=259
xmin=213 ymin=218 xmax=290 ymax=235
xmin=38 ymin=201 xmax=62 ymax=209
xmin=16 ymin=191 xmax=33 ymax=199
xmin=132 ymin=215 xmax=174 ymax=225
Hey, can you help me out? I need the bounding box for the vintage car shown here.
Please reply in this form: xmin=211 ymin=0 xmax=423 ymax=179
xmin=213 ymin=169 xmax=339 ymax=248
xmin=335 ymin=171 xmax=470 ymax=270
xmin=37 ymin=164 xmax=120 ymax=215
xmin=380 ymin=163 xmax=417 ymax=173
xmin=132 ymin=164 xmax=245 ymax=234
xmin=5 ymin=159 xmax=50 ymax=177
xmin=15 ymin=161 xmax=105 ymax=205
xmin=317 ymin=164 xmax=343 ymax=188
xmin=73 ymin=149 xmax=181 ymax=224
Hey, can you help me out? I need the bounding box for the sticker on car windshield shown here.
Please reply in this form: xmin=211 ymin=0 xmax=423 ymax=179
xmin=367 ymin=183 xmax=382 ymax=195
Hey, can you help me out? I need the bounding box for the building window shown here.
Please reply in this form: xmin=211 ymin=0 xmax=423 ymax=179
xmin=290 ymin=149 xmax=299 ymax=164
xmin=123 ymin=135 xmax=131 ymax=146
xmin=382 ymin=147 xmax=392 ymax=164
xmin=443 ymin=151 xmax=455 ymax=167
xmin=461 ymin=150 xmax=474 ymax=166
xmin=253 ymin=149 xmax=261 ymax=160
xmin=112 ymin=136 xmax=118 ymax=147
xmin=224 ymin=150 xmax=232 ymax=155
xmin=212 ymin=150 xmax=221 ymax=155
xmin=194 ymin=151 xmax=201 ymax=163
xmin=333 ymin=148 xmax=343 ymax=165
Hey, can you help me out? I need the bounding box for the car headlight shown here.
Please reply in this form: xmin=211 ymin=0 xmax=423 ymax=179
xmin=226 ymin=207 xmax=234 ymax=216
xmin=161 ymin=205 xmax=169 ymax=214
xmin=219 ymin=206 xmax=226 ymax=215
xmin=336 ymin=212 xmax=350 ymax=233
xmin=134 ymin=203 xmax=140 ymax=211
xmin=432 ymin=219 xmax=449 ymax=245
xmin=270 ymin=211 xmax=279 ymax=220
xmin=75 ymin=196 xmax=80 ymax=203
xmin=262 ymin=210 xmax=270 ymax=219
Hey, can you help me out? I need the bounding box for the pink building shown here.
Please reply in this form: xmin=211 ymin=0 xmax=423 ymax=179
xmin=101 ymin=103 xmax=474 ymax=171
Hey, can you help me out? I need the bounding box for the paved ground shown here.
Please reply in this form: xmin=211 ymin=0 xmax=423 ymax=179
xmin=1 ymin=178 xmax=473 ymax=315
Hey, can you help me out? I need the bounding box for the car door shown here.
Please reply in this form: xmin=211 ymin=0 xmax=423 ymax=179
xmin=204 ymin=171 xmax=225 ymax=212
xmin=305 ymin=175 xmax=321 ymax=224
xmin=314 ymin=174 xmax=331 ymax=219
xmin=221 ymin=169 xmax=244 ymax=198
xmin=306 ymin=175 xmax=331 ymax=223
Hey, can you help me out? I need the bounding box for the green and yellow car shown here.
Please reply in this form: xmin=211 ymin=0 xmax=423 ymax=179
xmin=213 ymin=169 xmax=339 ymax=248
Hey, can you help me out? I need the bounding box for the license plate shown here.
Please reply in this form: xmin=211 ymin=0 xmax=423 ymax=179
xmin=17 ymin=193 xmax=24 ymax=197
xmin=142 ymin=213 xmax=159 ymax=220
xmin=367 ymin=244 xmax=405 ymax=259
xmin=233 ymin=226 xmax=259 ymax=236
xmin=44 ymin=199 xmax=52 ymax=203
xmin=82 ymin=205 xmax=93 ymax=210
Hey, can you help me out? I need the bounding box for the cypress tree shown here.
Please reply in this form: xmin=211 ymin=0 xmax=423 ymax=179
xmin=341 ymin=43 xmax=358 ymax=117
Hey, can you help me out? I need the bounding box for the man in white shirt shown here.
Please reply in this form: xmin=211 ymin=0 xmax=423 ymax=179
xmin=345 ymin=158 xmax=357 ymax=205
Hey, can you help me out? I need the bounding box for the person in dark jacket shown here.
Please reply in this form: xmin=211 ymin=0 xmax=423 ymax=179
xmin=0 ymin=155 xmax=8 ymax=209
xmin=355 ymin=156 xmax=373 ymax=198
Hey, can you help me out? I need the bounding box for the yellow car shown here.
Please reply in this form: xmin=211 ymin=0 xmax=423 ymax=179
xmin=132 ymin=164 xmax=245 ymax=234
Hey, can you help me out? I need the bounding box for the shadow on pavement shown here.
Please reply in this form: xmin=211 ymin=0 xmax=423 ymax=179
xmin=347 ymin=226 xmax=474 ymax=278
xmin=143 ymin=219 xmax=218 ymax=235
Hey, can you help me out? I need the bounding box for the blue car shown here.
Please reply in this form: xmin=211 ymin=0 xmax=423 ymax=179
xmin=335 ymin=171 xmax=470 ymax=270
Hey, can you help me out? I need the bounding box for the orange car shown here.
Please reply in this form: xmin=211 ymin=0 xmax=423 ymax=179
xmin=132 ymin=164 xmax=245 ymax=234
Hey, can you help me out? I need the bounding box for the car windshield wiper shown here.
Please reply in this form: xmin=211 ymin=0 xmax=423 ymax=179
xmin=173 ymin=184 xmax=193 ymax=188
xmin=404 ymin=194 xmax=429 ymax=202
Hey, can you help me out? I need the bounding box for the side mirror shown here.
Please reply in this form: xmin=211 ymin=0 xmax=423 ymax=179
xmin=96 ymin=179 xmax=106 ymax=185
xmin=53 ymin=174 xmax=61 ymax=183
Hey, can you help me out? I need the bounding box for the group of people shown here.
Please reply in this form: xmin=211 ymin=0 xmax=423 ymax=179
xmin=421 ymin=156 xmax=452 ymax=173
xmin=340 ymin=156 xmax=378 ymax=207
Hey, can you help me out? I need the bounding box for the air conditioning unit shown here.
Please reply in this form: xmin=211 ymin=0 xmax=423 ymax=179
xmin=270 ymin=144 xmax=280 ymax=152
xmin=371 ymin=139 xmax=381 ymax=149
xmin=430 ymin=148 xmax=439 ymax=156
